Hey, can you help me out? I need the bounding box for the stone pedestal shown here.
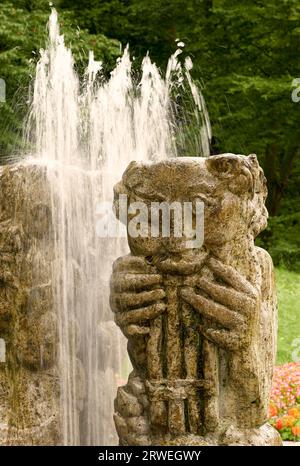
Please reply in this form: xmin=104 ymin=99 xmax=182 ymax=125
xmin=110 ymin=154 xmax=282 ymax=446
xmin=0 ymin=163 xmax=60 ymax=445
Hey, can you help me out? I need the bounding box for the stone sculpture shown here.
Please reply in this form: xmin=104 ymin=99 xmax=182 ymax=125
xmin=0 ymin=163 xmax=60 ymax=445
xmin=110 ymin=154 xmax=282 ymax=446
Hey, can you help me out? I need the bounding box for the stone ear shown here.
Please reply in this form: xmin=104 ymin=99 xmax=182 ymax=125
xmin=247 ymin=153 xmax=258 ymax=164
xmin=246 ymin=154 xmax=267 ymax=196
xmin=122 ymin=161 xmax=145 ymax=190
xmin=206 ymin=154 xmax=253 ymax=195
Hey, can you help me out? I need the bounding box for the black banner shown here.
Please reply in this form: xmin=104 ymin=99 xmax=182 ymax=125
xmin=0 ymin=445 xmax=295 ymax=464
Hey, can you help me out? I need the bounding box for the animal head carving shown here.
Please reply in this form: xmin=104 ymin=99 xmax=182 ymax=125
xmin=113 ymin=154 xmax=268 ymax=255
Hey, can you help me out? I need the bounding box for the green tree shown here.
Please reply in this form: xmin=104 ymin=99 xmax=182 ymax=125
xmin=0 ymin=0 xmax=120 ymax=161
xmin=59 ymin=0 xmax=199 ymax=66
xmin=58 ymin=0 xmax=300 ymax=216
xmin=1 ymin=0 xmax=300 ymax=268
xmin=189 ymin=0 xmax=300 ymax=217
xmin=57 ymin=0 xmax=300 ymax=268
xmin=188 ymin=0 xmax=300 ymax=268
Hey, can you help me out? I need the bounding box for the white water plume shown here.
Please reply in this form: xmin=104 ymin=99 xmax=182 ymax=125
xmin=25 ymin=9 xmax=211 ymax=445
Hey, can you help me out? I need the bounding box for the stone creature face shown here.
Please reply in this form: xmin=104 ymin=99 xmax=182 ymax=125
xmin=113 ymin=154 xmax=268 ymax=256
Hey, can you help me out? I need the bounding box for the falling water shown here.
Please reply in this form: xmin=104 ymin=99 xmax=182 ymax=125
xmin=25 ymin=9 xmax=211 ymax=445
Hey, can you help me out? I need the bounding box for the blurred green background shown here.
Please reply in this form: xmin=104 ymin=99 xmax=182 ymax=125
xmin=0 ymin=0 xmax=299 ymax=363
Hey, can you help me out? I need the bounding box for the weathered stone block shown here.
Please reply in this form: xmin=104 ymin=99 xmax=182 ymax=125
xmin=0 ymin=162 xmax=60 ymax=445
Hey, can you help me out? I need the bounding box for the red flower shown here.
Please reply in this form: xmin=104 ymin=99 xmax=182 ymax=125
xmin=275 ymin=418 xmax=283 ymax=430
xmin=269 ymin=405 xmax=278 ymax=417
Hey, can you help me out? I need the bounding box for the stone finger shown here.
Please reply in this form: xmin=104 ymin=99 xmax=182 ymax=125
xmin=123 ymin=325 xmax=150 ymax=337
xmin=115 ymin=302 xmax=166 ymax=326
xmin=113 ymin=289 xmax=166 ymax=312
xmin=111 ymin=273 xmax=162 ymax=292
xmin=208 ymin=257 xmax=257 ymax=297
xmin=181 ymin=287 xmax=244 ymax=329
xmin=113 ymin=255 xmax=157 ymax=274
xmin=199 ymin=326 xmax=241 ymax=351
xmin=196 ymin=277 xmax=255 ymax=315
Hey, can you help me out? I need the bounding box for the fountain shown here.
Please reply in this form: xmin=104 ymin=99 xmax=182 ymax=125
xmin=0 ymin=9 xmax=211 ymax=445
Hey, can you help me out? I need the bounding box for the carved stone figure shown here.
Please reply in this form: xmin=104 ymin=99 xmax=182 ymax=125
xmin=110 ymin=154 xmax=282 ymax=446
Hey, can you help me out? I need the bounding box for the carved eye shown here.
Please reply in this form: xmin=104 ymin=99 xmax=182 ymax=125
xmin=206 ymin=155 xmax=240 ymax=178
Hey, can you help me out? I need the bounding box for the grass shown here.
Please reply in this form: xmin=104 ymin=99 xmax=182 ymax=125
xmin=276 ymin=268 xmax=300 ymax=365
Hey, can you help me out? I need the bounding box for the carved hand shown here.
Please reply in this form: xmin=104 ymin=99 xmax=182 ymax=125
xmin=181 ymin=257 xmax=260 ymax=351
xmin=110 ymin=255 xmax=166 ymax=337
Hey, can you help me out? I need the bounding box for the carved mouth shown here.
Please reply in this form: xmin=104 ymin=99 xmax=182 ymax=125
xmin=154 ymin=249 xmax=209 ymax=275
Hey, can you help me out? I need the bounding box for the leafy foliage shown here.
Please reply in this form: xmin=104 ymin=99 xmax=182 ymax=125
xmin=0 ymin=0 xmax=120 ymax=160
xmin=59 ymin=0 xmax=199 ymax=66
xmin=190 ymin=1 xmax=300 ymax=217
xmin=0 ymin=0 xmax=300 ymax=268
xmin=57 ymin=0 xmax=300 ymax=269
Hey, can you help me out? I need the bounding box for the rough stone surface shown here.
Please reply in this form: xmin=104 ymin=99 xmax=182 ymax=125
xmin=0 ymin=163 xmax=60 ymax=445
xmin=111 ymin=154 xmax=282 ymax=446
